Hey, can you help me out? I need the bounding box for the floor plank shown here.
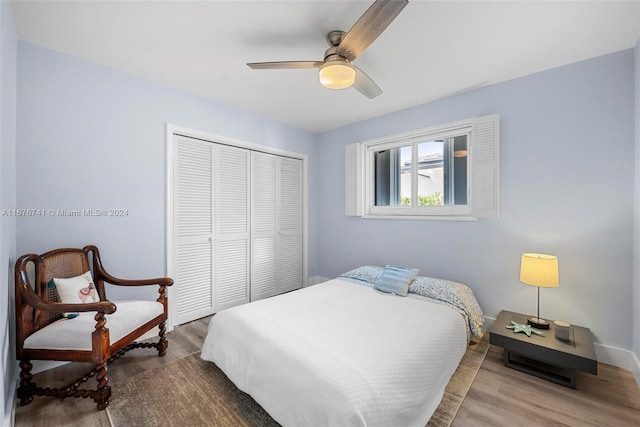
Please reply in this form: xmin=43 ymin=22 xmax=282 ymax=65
xmin=14 ymin=317 xmax=211 ymax=427
xmin=453 ymin=345 xmax=640 ymax=427
xmin=15 ymin=319 xmax=640 ymax=427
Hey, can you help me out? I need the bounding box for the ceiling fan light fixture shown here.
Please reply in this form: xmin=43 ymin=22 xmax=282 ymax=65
xmin=319 ymin=62 xmax=356 ymax=89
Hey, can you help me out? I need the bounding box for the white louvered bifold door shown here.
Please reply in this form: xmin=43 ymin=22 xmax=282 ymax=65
xmin=278 ymin=157 xmax=303 ymax=293
xmin=250 ymin=152 xmax=278 ymax=301
xmin=174 ymin=136 xmax=215 ymax=324
xmin=214 ymin=145 xmax=251 ymax=311
xmin=172 ymin=133 xmax=305 ymax=324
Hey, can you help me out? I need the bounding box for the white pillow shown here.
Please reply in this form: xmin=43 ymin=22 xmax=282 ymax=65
xmin=53 ymin=271 xmax=100 ymax=304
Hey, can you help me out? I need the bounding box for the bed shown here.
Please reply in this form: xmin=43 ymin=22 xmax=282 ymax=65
xmin=200 ymin=265 xmax=484 ymax=427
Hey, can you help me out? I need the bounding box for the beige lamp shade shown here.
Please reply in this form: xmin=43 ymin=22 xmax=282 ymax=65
xmin=520 ymin=253 xmax=559 ymax=288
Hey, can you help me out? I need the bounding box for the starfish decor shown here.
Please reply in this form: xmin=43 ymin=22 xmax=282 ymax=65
xmin=506 ymin=320 xmax=544 ymax=337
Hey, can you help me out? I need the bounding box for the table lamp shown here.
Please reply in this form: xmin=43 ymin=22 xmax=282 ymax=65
xmin=519 ymin=253 xmax=559 ymax=329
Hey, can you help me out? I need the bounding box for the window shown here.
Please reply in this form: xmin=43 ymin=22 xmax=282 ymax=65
xmin=345 ymin=114 xmax=499 ymax=219
xmin=373 ymin=136 xmax=468 ymax=208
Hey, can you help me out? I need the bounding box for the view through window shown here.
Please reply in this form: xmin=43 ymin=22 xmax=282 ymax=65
xmin=374 ymin=135 xmax=468 ymax=208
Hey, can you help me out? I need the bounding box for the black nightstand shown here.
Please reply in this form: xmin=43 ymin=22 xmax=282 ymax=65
xmin=489 ymin=310 xmax=597 ymax=388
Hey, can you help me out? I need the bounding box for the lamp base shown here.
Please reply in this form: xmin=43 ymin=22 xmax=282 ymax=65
xmin=527 ymin=317 xmax=551 ymax=330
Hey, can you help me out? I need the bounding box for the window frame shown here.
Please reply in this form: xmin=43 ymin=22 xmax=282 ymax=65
xmin=351 ymin=114 xmax=499 ymax=220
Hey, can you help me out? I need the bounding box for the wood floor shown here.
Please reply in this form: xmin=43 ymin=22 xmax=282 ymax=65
xmin=14 ymin=317 xmax=640 ymax=427
xmin=454 ymin=346 xmax=640 ymax=427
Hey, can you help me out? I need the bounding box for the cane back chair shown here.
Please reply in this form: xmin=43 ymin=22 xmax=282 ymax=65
xmin=15 ymin=245 xmax=173 ymax=409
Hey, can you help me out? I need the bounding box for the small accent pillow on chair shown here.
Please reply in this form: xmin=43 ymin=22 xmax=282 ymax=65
xmin=49 ymin=271 xmax=99 ymax=318
xmin=374 ymin=265 xmax=419 ymax=297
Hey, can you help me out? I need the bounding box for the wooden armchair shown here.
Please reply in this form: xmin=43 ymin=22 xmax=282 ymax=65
xmin=15 ymin=245 xmax=173 ymax=410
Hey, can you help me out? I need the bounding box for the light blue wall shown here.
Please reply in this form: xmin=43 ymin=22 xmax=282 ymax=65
xmin=318 ymin=50 xmax=635 ymax=350
xmin=16 ymin=41 xmax=318 ymax=301
xmin=0 ymin=0 xmax=17 ymax=424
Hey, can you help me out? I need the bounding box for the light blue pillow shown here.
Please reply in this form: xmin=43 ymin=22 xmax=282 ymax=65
xmin=374 ymin=265 xmax=419 ymax=297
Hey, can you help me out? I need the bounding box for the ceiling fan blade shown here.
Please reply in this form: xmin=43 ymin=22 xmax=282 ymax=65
xmin=352 ymin=65 xmax=382 ymax=99
xmin=247 ymin=61 xmax=322 ymax=70
xmin=336 ymin=0 xmax=408 ymax=61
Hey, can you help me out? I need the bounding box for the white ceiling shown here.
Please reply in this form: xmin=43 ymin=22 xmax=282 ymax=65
xmin=11 ymin=1 xmax=640 ymax=133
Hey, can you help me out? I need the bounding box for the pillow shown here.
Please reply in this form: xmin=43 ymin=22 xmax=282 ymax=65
xmin=408 ymin=275 xmax=485 ymax=338
xmin=339 ymin=265 xmax=384 ymax=285
xmin=46 ymin=280 xmax=77 ymax=319
xmin=50 ymin=271 xmax=99 ymax=318
xmin=374 ymin=265 xmax=419 ymax=297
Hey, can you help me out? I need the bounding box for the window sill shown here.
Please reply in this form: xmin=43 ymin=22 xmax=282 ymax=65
xmin=361 ymin=214 xmax=479 ymax=222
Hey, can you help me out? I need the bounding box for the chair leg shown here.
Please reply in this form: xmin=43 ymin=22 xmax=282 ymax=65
xmin=93 ymin=362 xmax=111 ymax=410
xmin=17 ymin=360 xmax=35 ymax=406
xmin=157 ymin=321 xmax=168 ymax=357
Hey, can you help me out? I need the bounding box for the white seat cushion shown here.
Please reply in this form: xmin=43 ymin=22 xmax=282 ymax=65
xmin=24 ymin=300 xmax=164 ymax=351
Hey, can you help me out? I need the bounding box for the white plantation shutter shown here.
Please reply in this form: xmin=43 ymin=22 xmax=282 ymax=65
xmin=471 ymin=114 xmax=500 ymax=218
xmin=251 ymin=152 xmax=278 ymax=300
xmin=215 ymin=145 xmax=250 ymax=310
xmin=174 ymin=136 xmax=215 ymax=324
xmin=279 ymin=157 xmax=303 ymax=293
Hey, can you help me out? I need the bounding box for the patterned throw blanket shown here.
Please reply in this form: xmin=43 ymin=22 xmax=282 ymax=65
xmin=339 ymin=265 xmax=485 ymax=339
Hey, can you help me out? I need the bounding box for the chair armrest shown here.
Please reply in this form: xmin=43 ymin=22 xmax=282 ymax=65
xmin=19 ymin=283 xmax=116 ymax=314
xmin=43 ymin=300 xmax=117 ymax=315
xmin=96 ymin=266 xmax=173 ymax=288
xmin=86 ymin=244 xmax=173 ymax=288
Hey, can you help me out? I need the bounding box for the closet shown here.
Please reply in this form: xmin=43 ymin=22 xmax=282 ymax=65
xmin=169 ymin=132 xmax=304 ymax=326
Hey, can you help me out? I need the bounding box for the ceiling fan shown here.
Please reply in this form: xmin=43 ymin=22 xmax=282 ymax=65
xmin=247 ymin=0 xmax=408 ymax=99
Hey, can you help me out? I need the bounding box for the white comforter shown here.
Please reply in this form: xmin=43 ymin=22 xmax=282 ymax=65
xmin=201 ymin=278 xmax=468 ymax=427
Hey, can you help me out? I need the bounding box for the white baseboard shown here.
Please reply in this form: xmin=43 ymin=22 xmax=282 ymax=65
xmin=138 ymin=329 xmax=159 ymax=342
xmin=31 ymin=360 xmax=68 ymax=375
xmin=632 ymin=351 xmax=640 ymax=389
xmin=482 ymin=316 xmax=495 ymax=331
xmin=483 ymin=316 xmax=633 ymax=371
xmin=307 ymin=276 xmax=330 ymax=286
xmin=593 ymin=343 xmax=633 ymax=370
